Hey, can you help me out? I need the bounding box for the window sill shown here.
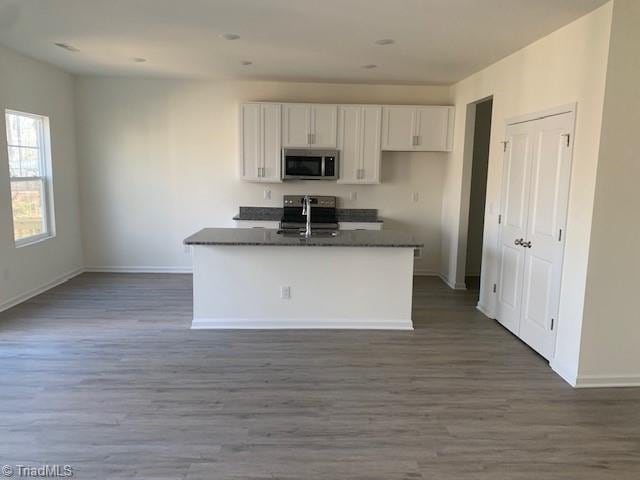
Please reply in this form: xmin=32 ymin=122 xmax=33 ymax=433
xmin=15 ymin=233 xmax=55 ymax=249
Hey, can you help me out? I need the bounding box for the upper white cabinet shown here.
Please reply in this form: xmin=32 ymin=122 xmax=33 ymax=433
xmin=382 ymin=105 xmax=454 ymax=152
xmin=239 ymin=103 xmax=282 ymax=183
xmin=282 ymin=103 xmax=337 ymax=148
xmin=337 ymin=105 xmax=382 ymax=184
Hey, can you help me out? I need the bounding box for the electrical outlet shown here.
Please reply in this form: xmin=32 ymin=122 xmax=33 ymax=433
xmin=264 ymin=189 xmax=271 ymax=200
xmin=350 ymin=191 xmax=357 ymax=201
xmin=280 ymin=286 xmax=291 ymax=300
xmin=412 ymin=192 xmax=420 ymax=202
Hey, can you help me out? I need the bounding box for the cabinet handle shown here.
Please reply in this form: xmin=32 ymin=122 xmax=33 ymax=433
xmin=257 ymin=167 xmax=261 ymax=178
xmin=311 ymin=133 xmax=315 ymax=144
xmin=523 ymin=240 xmax=532 ymax=249
xmin=360 ymin=168 xmax=365 ymax=180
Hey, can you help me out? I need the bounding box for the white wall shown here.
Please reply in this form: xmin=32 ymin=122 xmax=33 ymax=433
xmin=0 ymin=45 xmax=83 ymax=310
xmin=444 ymin=3 xmax=613 ymax=380
xmin=578 ymin=0 xmax=640 ymax=386
xmin=74 ymin=78 xmax=450 ymax=273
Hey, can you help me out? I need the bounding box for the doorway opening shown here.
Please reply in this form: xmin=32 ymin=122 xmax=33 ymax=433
xmin=462 ymin=98 xmax=493 ymax=297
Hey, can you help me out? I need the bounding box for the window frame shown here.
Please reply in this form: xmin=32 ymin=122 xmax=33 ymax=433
xmin=5 ymin=109 xmax=56 ymax=248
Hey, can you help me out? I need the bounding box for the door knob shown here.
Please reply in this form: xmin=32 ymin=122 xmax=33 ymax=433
xmin=514 ymin=238 xmax=523 ymax=246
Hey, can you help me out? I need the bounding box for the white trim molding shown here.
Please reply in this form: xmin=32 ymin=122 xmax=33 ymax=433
xmin=192 ymin=317 xmax=414 ymax=330
xmin=550 ymin=360 xmax=578 ymax=387
xmin=0 ymin=267 xmax=84 ymax=313
xmin=574 ymin=374 xmax=640 ymax=388
xmin=438 ymin=273 xmax=467 ymax=290
xmin=84 ymin=266 xmax=192 ymax=274
xmin=476 ymin=303 xmax=494 ymax=319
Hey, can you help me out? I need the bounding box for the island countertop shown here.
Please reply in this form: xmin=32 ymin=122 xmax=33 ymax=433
xmin=184 ymin=228 xmax=423 ymax=248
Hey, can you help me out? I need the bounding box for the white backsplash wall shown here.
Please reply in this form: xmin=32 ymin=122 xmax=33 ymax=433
xmin=74 ymin=77 xmax=450 ymax=273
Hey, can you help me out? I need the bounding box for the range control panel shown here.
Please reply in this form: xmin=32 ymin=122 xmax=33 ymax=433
xmin=283 ymin=195 xmax=337 ymax=208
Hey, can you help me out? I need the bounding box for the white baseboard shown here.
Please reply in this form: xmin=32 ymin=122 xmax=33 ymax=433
xmin=413 ymin=269 xmax=439 ymax=276
xmin=437 ymin=273 xmax=467 ymax=290
xmin=84 ymin=266 xmax=193 ymax=274
xmin=0 ymin=267 xmax=84 ymax=313
xmin=574 ymin=374 xmax=640 ymax=388
xmin=476 ymin=303 xmax=494 ymax=318
xmin=192 ymin=317 xmax=414 ymax=330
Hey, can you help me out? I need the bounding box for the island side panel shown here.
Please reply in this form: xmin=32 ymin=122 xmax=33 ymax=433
xmin=191 ymin=245 xmax=414 ymax=329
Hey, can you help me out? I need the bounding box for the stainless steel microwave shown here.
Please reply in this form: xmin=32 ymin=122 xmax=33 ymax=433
xmin=281 ymin=149 xmax=339 ymax=180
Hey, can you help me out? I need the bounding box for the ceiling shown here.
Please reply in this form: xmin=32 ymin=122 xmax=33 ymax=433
xmin=0 ymin=0 xmax=609 ymax=85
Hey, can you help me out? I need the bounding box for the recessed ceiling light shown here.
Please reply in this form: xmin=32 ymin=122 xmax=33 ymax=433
xmin=360 ymin=64 xmax=377 ymax=69
xmin=375 ymin=38 xmax=395 ymax=46
xmin=221 ymin=33 xmax=240 ymax=40
xmin=132 ymin=57 xmax=147 ymax=63
xmin=241 ymin=61 xmax=253 ymax=66
xmin=54 ymin=42 xmax=79 ymax=52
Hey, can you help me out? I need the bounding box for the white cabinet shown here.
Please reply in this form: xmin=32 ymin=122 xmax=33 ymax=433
xmin=337 ymin=105 xmax=381 ymax=184
xmin=239 ymin=103 xmax=282 ymax=182
xmin=282 ymin=103 xmax=337 ymax=148
xmin=382 ymin=105 xmax=454 ymax=151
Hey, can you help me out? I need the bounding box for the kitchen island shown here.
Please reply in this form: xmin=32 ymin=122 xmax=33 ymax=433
xmin=184 ymin=228 xmax=423 ymax=330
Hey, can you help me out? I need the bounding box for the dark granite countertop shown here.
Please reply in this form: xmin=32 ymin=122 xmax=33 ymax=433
xmin=232 ymin=206 xmax=382 ymax=223
xmin=184 ymin=228 xmax=422 ymax=248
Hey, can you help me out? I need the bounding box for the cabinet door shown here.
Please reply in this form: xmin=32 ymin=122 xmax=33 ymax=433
xmin=260 ymin=104 xmax=282 ymax=182
xmin=239 ymin=103 xmax=262 ymax=181
xmin=381 ymin=106 xmax=415 ymax=150
xmin=414 ymin=106 xmax=454 ymax=151
xmin=360 ymin=106 xmax=382 ymax=184
xmin=337 ymin=105 xmax=361 ymax=184
xmin=282 ymin=103 xmax=311 ymax=147
xmin=310 ymin=104 xmax=337 ymax=148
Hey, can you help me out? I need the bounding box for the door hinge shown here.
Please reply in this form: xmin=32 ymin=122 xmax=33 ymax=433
xmin=501 ymin=140 xmax=509 ymax=152
xmin=550 ymin=318 xmax=555 ymax=331
xmin=498 ymin=214 xmax=502 ymax=225
xmin=558 ymin=229 xmax=563 ymax=242
xmin=493 ymin=283 xmax=497 ymax=293
xmin=561 ymin=133 xmax=571 ymax=147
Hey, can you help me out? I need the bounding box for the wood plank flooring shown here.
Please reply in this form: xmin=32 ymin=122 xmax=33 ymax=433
xmin=1 ymin=273 xmax=639 ymax=479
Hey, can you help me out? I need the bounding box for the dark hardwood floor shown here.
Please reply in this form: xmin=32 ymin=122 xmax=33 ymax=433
xmin=1 ymin=273 xmax=639 ymax=479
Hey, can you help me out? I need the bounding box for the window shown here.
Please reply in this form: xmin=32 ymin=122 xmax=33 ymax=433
xmin=5 ymin=110 xmax=54 ymax=246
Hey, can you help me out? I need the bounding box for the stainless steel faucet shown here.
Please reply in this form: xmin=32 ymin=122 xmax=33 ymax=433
xmin=301 ymin=195 xmax=312 ymax=237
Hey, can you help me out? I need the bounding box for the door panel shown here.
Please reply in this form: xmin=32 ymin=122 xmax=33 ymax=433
xmin=414 ymin=106 xmax=450 ymax=151
xmin=519 ymin=112 xmax=574 ymax=360
xmin=496 ymin=122 xmax=533 ymax=334
xmin=337 ymin=105 xmax=361 ymax=184
xmin=381 ymin=106 xmax=415 ymax=150
xmin=240 ymin=103 xmax=261 ymax=181
xmin=310 ymin=105 xmax=337 ymax=148
xmin=261 ymin=104 xmax=282 ymax=182
xmin=360 ymin=106 xmax=382 ymax=183
xmin=282 ymin=104 xmax=311 ymax=147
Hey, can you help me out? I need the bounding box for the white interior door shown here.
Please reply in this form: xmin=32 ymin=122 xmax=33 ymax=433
xmin=519 ymin=112 xmax=574 ymax=360
xmin=496 ymin=122 xmax=534 ymax=335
